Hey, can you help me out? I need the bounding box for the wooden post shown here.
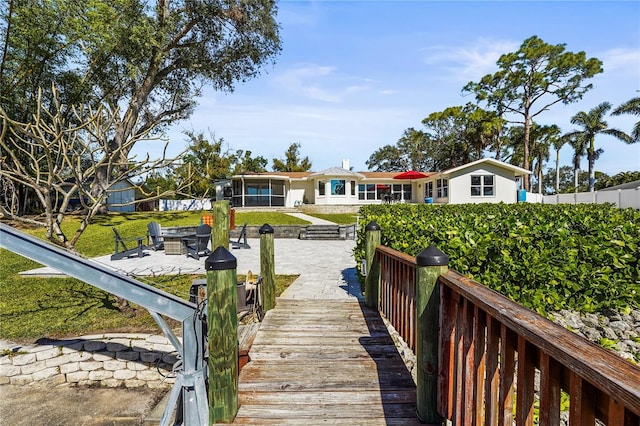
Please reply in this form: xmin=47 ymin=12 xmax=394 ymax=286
xmin=212 ymin=200 xmax=230 ymax=251
xmin=364 ymin=221 xmax=381 ymax=308
xmin=259 ymin=223 xmax=276 ymax=313
xmin=206 ymin=247 xmax=238 ymax=424
xmin=416 ymin=245 xmax=448 ymax=424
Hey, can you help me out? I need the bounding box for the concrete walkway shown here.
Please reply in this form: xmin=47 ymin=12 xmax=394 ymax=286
xmin=283 ymin=211 xmax=337 ymax=225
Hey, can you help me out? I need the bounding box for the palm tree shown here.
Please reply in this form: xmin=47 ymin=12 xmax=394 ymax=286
xmin=612 ymin=97 xmax=640 ymax=142
xmin=561 ymin=132 xmax=587 ymax=191
xmin=530 ymin=124 xmax=559 ymax=194
xmin=564 ymin=102 xmax=632 ymax=192
xmin=551 ymin=138 xmax=565 ymax=193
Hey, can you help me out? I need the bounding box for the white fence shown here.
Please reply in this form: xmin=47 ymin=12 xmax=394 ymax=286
xmin=159 ymin=199 xmax=212 ymax=211
xmin=541 ymin=188 xmax=640 ymax=209
xmin=524 ymin=192 xmax=544 ymax=203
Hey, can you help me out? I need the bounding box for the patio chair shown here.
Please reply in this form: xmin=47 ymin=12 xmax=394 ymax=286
xmin=182 ymin=224 xmax=212 ymax=260
xmin=147 ymin=221 xmax=164 ymax=251
xmin=111 ymin=227 xmax=146 ymax=260
xmin=230 ymin=222 xmax=250 ymax=249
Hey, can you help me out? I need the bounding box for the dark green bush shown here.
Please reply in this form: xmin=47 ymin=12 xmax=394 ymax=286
xmin=356 ymin=203 xmax=639 ymax=315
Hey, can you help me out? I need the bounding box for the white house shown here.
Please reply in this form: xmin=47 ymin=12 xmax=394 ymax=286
xmin=424 ymin=158 xmax=531 ymax=204
xmin=228 ymin=158 xmax=530 ymax=208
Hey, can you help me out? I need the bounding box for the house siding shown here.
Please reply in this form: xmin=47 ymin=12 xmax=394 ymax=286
xmin=289 ymin=181 xmax=313 ymax=206
xmin=448 ymin=163 xmax=518 ymax=204
xmin=108 ymin=181 xmax=136 ymax=212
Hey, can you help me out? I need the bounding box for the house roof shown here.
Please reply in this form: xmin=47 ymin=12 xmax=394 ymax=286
xmin=599 ymin=179 xmax=640 ymax=191
xmin=361 ymin=171 xmax=413 ymax=179
xmin=232 ymin=171 xmax=312 ymax=180
xmin=440 ymin=158 xmax=531 ymax=176
xmin=231 ymin=170 xmax=438 ymax=181
xmin=309 ymin=167 xmax=365 ymax=179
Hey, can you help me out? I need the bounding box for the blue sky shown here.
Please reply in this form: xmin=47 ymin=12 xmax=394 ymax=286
xmin=137 ymin=0 xmax=640 ymax=175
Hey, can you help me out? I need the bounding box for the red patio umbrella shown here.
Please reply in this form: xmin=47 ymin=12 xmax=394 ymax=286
xmin=393 ymin=170 xmax=428 ymax=180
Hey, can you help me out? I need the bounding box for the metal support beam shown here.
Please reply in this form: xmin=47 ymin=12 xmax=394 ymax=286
xmin=0 ymin=224 xmax=209 ymax=425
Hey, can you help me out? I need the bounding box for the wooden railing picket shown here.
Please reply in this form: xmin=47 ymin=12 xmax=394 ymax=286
xmin=371 ymin=239 xmax=640 ymax=424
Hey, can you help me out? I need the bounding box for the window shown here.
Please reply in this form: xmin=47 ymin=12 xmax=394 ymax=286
xmin=318 ymin=181 xmax=325 ymax=196
xmin=351 ymin=181 xmax=356 ymax=196
xmin=402 ymin=184 xmax=412 ymax=201
xmin=391 ymin=184 xmax=410 ymax=201
xmin=377 ymin=184 xmax=391 ymax=201
xmin=358 ymin=184 xmax=376 ymax=200
xmin=437 ymin=178 xmax=448 ymax=198
xmin=331 ymin=179 xmax=345 ymax=195
xmin=471 ymin=175 xmax=495 ymax=197
xmin=425 ymin=181 xmax=433 ymax=198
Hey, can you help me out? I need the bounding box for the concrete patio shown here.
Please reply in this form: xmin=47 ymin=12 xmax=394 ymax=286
xmin=20 ymin=237 xmax=362 ymax=300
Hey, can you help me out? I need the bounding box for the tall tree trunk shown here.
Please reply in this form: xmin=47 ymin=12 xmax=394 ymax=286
xmin=555 ymin=149 xmax=560 ymax=193
xmin=587 ymin=137 xmax=596 ymax=192
xmin=522 ymin=113 xmax=531 ymax=191
xmin=574 ymin=168 xmax=579 ymax=191
xmin=538 ymin=169 xmax=543 ymax=194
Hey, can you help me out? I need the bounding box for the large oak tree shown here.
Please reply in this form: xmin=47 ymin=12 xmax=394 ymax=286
xmin=1 ymin=0 xmax=280 ymax=247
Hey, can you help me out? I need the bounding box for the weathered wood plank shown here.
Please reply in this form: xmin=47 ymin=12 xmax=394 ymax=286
xmin=262 ymin=311 xmax=382 ymax=321
xmin=252 ymin=335 xmax=394 ymax=346
xmin=238 ymin=390 xmax=416 ymax=406
xmin=234 ymin=403 xmax=418 ymax=419
xmin=238 ymin=323 xmax=260 ymax=350
xmin=251 ymin=329 xmax=390 ymax=339
xmin=230 ymin=417 xmax=423 ymax=425
xmin=248 ymin=344 xmax=403 ymax=361
xmin=239 ymin=376 xmax=416 ymax=392
xmin=234 ymin=297 xmax=419 ymax=424
xmin=239 ymin=359 xmax=410 ymax=376
xmin=257 ymin=323 xmax=387 ymax=332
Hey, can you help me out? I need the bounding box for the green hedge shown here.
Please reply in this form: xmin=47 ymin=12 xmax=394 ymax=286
xmin=356 ymin=203 xmax=640 ymax=315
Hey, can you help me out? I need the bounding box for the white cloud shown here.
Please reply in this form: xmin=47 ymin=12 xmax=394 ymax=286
xmin=277 ymin=0 xmax=324 ymax=28
xmin=274 ymin=64 xmax=373 ymax=103
xmin=421 ymin=38 xmax=520 ymax=82
xmin=599 ymin=47 xmax=640 ymax=75
xmin=146 ymin=99 xmax=418 ymax=172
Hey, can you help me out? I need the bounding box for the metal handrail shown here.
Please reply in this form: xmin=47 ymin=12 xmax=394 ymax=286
xmin=0 ymin=224 xmax=209 ymax=425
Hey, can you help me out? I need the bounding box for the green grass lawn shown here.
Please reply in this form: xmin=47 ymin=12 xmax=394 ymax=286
xmin=22 ymin=210 xmax=310 ymax=257
xmin=0 ymin=210 xmax=301 ymax=340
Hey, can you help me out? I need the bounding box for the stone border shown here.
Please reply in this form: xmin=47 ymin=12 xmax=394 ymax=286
xmin=231 ymin=224 xmax=356 ymax=239
xmin=0 ymin=334 xmax=178 ymax=389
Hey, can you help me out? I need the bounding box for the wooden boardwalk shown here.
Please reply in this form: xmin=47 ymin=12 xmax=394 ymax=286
xmin=234 ymin=299 xmax=421 ymax=425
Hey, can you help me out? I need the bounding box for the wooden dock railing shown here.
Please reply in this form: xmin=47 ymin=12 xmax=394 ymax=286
xmin=364 ymin=222 xmax=640 ymax=425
